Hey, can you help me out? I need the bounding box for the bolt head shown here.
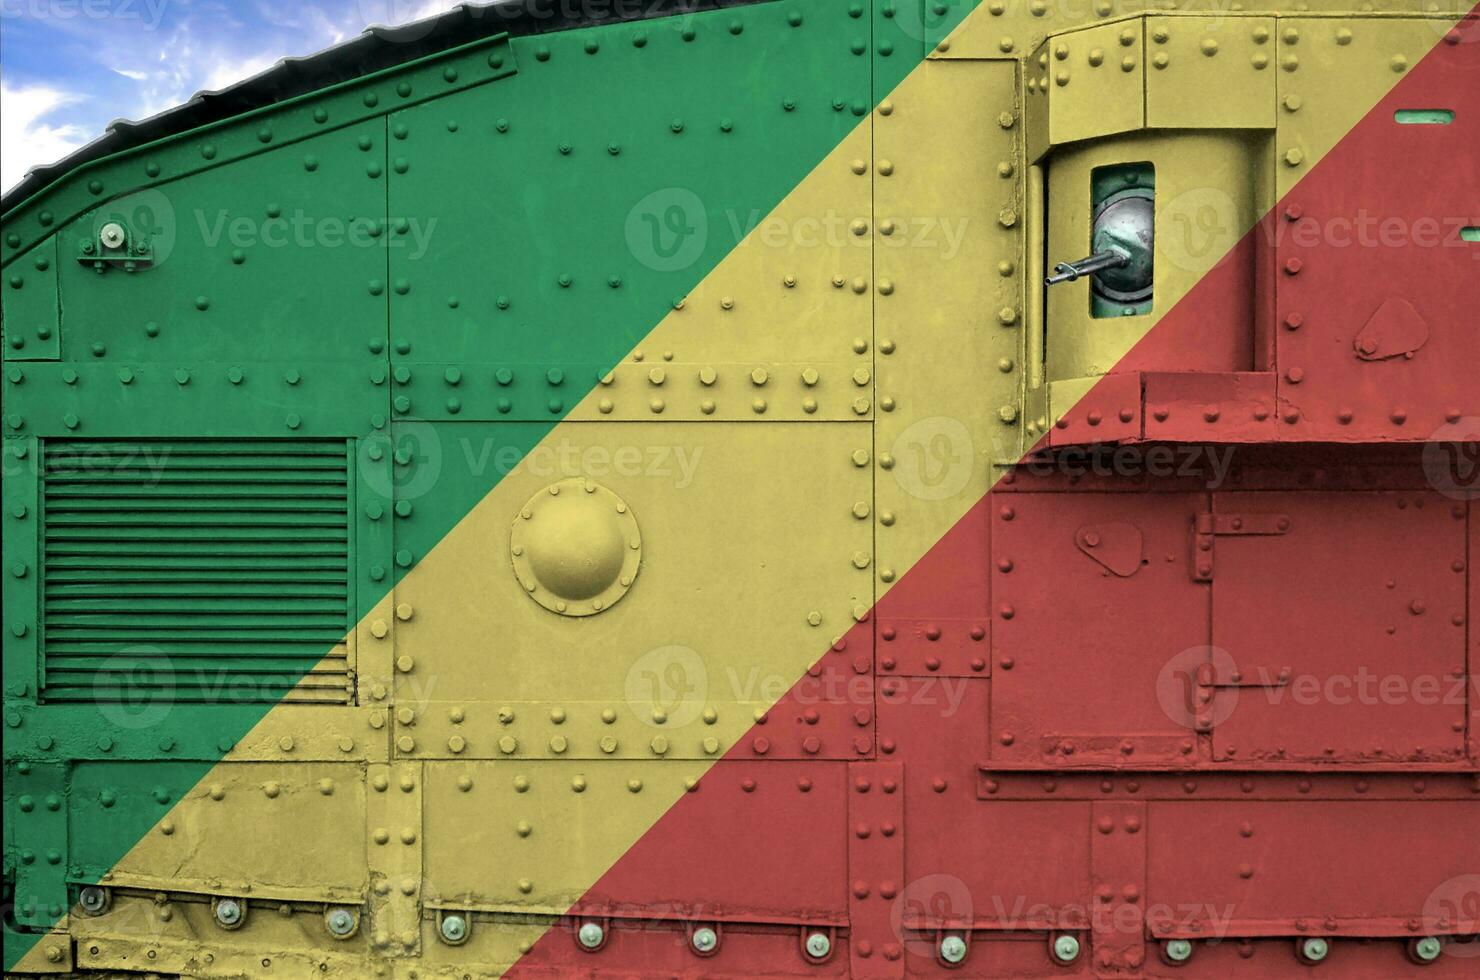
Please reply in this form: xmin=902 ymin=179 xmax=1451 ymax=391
xmin=1414 ymin=936 xmax=1442 ymax=962
xmin=214 ymin=898 xmax=243 ymax=927
xmin=326 ymin=907 xmax=356 ymax=937
xmin=1302 ymin=937 xmax=1329 ymax=962
xmin=578 ymin=922 xmax=604 ymax=949
xmin=78 ymin=886 xmax=108 ymax=914
xmin=806 ymin=932 xmax=831 ymax=958
xmin=440 ymin=914 xmax=468 ymax=944
xmin=99 ymin=223 xmax=126 ymax=250
xmin=692 ymin=926 xmax=718 ymax=953
xmin=940 ymin=934 xmax=968 ymax=964
xmin=1052 ymin=934 xmax=1081 ymax=963
xmin=1165 ymin=938 xmax=1193 ymax=962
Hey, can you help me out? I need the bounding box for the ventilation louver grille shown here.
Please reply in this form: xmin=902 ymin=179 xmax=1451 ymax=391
xmin=40 ymin=440 xmax=353 ymax=704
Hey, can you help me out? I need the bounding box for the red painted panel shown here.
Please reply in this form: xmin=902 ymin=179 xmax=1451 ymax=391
xmin=1209 ymin=491 xmax=1468 ymax=763
xmin=991 ymin=492 xmax=1209 ymax=767
xmin=513 ymin=920 xmax=853 ymax=977
xmin=1050 ymin=373 xmax=1142 ymax=447
xmin=568 ymin=760 xmax=849 ymax=922
xmin=848 ymin=762 xmax=905 ymax=978
xmin=1142 ymin=371 xmax=1277 ymax=444
xmin=875 ymin=499 xmax=991 ymax=678
xmin=1274 ymin=27 xmax=1480 ymax=440
xmin=1147 ymin=799 xmax=1480 ymax=933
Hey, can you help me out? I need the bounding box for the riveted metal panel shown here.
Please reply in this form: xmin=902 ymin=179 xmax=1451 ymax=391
xmin=70 ymin=761 xmax=368 ymax=903
xmin=1090 ymin=800 xmax=1148 ymax=976
xmin=1145 ymin=16 xmax=1277 ymax=130
xmin=1026 ymin=21 xmax=1145 ymax=154
xmin=5 ymin=761 xmax=68 ymax=931
xmin=1209 ymin=490 xmax=1468 ymax=764
xmin=1142 ymin=371 xmax=1277 ymax=443
xmin=1 ymin=241 xmax=60 ymax=361
xmin=1 ymin=437 xmax=41 ymax=702
xmin=873 ymin=56 xmax=1017 ymax=633
xmin=1274 ymin=16 xmax=1480 ymax=439
xmin=991 ymin=491 xmax=1209 ymax=767
xmin=422 ymin=760 xmax=848 ymax=918
xmin=366 ymin=760 xmax=422 ymax=955
xmin=848 ymin=761 xmax=904 ymax=978
xmin=54 ymin=128 xmax=389 ymax=367
xmin=1272 ymin=15 xmax=1473 ymax=201
xmin=384 ymin=13 xmax=871 ymax=423
xmin=1147 ymin=798 xmax=1480 ymax=936
xmin=391 ymin=421 xmax=873 ymax=763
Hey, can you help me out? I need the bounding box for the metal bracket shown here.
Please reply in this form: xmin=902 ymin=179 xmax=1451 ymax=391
xmin=1194 ymin=660 xmax=1292 ymax=733
xmin=1191 ymin=512 xmax=1291 ymax=582
xmin=76 ymin=236 xmax=154 ymax=273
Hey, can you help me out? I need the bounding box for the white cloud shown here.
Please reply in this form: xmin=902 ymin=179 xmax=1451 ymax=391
xmin=0 ymin=81 xmax=89 ymax=197
xmin=203 ymin=52 xmax=280 ymax=93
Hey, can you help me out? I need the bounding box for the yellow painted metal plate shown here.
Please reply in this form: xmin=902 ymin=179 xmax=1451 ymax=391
xmin=391 ymin=421 xmax=872 ymax=762
xmin=874 ymin=57 xmax=1022 ymax=597
xmin=1028 ymin=20 xmax=1145 ymax=154
xmin=1145 ymin=16 xmax=1278 ymax=129
xmin=91 ymin=762 xmax=367 ymax=901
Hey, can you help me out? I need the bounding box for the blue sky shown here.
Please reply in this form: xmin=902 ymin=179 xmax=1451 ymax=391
xmin=1 ymin=0 xmax=455 ymax=195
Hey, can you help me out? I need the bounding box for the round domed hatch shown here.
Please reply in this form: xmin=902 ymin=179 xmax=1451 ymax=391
xmin=510 ymin=478 xmax=641 ymax=617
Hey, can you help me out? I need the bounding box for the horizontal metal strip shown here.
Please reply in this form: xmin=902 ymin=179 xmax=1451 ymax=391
xmin=45 ymin=621 xmax=346 ymax=636
xmin=44 ymin=601 xmax=348 ymax=615
xmin=45 ymin=663 xmax=348 ymax=679
xmin=45 ymin=440 xmax=345 ymax=454
xmin=44 ymin=604 xmax=349 ymax=616
xmin=46 ymin=498 xmax=349 ymax=513
xmin=43 ymin=557 xmax=348 ymax=570
xmin=46 ymin=509 xmax=349 ymax=527
xmin=45 ymin=489 xmax=349 ymax=502
xmin=45 ymin=527 xmax=348 ymax=541
xmin=44 ymin=691 xmax=350 ymax=704
xmin=46 ymin=583 xmax=348 ymax=597
xmin=43 ymin=461 xmax=346 ymax=473
xmin=45 ymin=459 xmax=346 ymax=472
xmin=45 ymin=469 xmax=348 ymax=482
xmin=44 ymin=641 xmax=348 ymax=655
xmin=42 ymin=627 xmax=347 ymax=640
xmin=45 ymin=543 xmax=349 ymax=556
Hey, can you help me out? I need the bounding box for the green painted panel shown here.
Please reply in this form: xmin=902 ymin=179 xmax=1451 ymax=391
xmin=55 ymin=126 xmax=390 ymax=366
xmin=1 ymin=241 xmax=60 ymax=361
